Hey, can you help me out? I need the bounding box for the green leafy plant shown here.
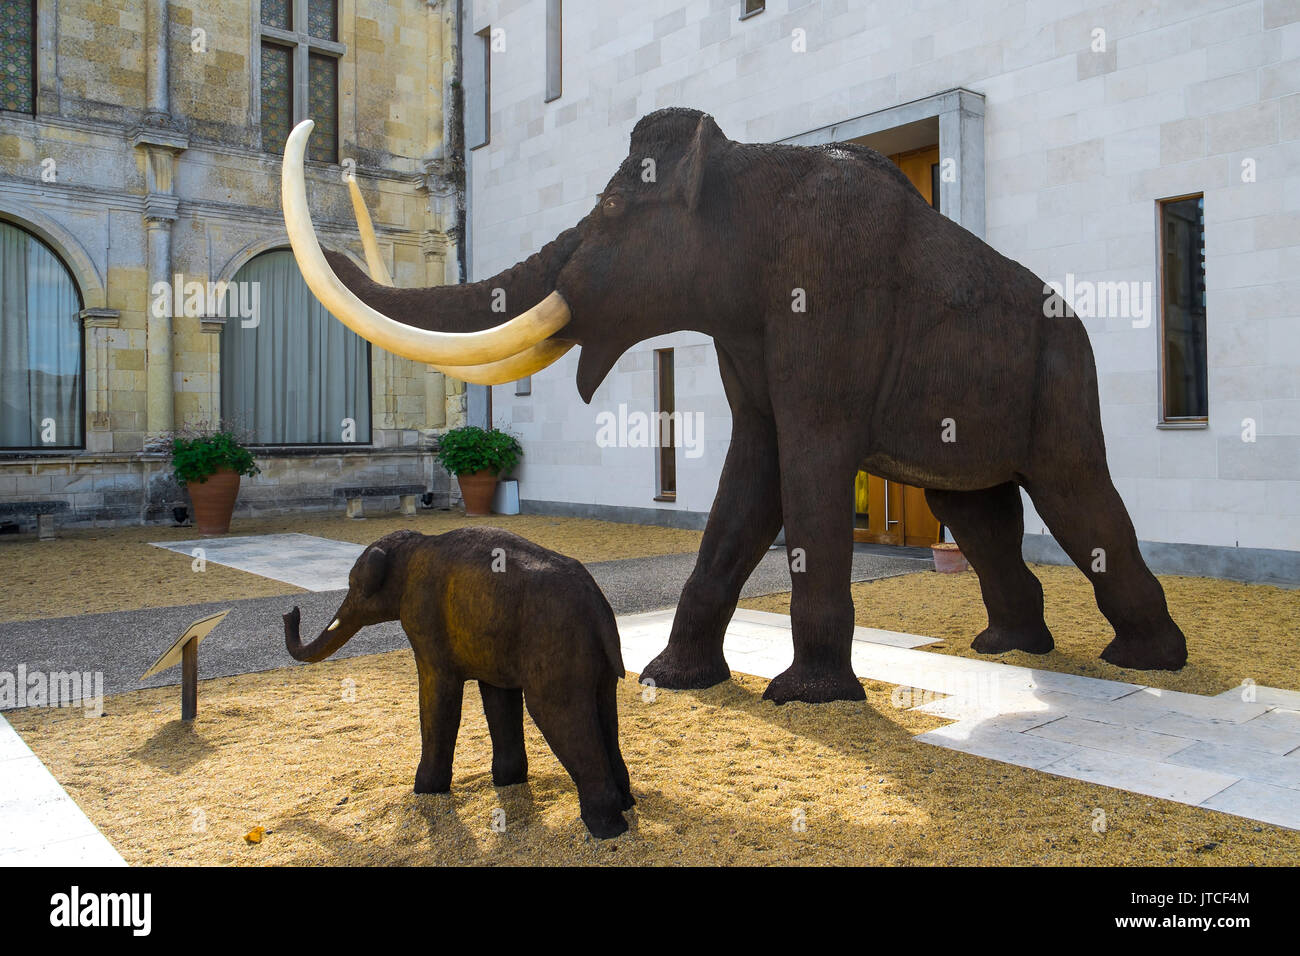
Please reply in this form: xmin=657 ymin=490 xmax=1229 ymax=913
xmin=170 ymin=429 xmax=261 ymax=486
xmin=435 ymin=426 xmax=522 ymax=477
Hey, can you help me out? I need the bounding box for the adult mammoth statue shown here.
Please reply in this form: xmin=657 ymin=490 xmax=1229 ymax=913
xmin=281 ymin=107 xmax=1187 ymax=705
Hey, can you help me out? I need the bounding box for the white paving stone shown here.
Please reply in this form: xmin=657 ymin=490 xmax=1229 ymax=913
xmin=916 ymin=724 xmax=1080 ymax=769
xmin=1200 ymin=779 xmax=1300 ymax=831
xmin=1165 ymin=741 xmax=1300 ymax=790
xmin=1040 ymin=748 xmax=1240 ymax=805
xmin=0 ymin=715 xmax=126 ymax=866
xmin=1139 ymin=712 xmax=1300 ymax=755
xmin=1027 ymin=716 xmax=1193 ymax=760
xmin=1214 ymin=685 xmax=1300 ymax=710
xmin=150 ymin=533 xmax=364 ymax=591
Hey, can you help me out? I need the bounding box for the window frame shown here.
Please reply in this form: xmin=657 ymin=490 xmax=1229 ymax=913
xmin=0 ymin=222 xmax=86 ymax=452
xmin=740 ymin=1 xmax=765 ymax=20
xmin=653 ymin=347 xmax=676 ymax=502
xmin=0 ymin=0 xmax=38 ymax=116
xmin=219 ymin=247 xmax=374 ymax=448
xmin=544 ymin=0 xmax=562 ymax=103
xmin=255 ymin=0 xmax=345 ymax=163
xmin=1156 ymin=192 xmax=1209 ymax=429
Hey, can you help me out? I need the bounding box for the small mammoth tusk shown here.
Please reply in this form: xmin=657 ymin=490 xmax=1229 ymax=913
xmin=327 ymin=619 xmax=340 ymax=632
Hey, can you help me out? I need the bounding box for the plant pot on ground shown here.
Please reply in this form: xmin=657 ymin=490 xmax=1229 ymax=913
xmin=435 ymin=426 xmax=523 ymax=517
xmin=170 ymin=428 xmax=261 ymax=536
xmin=931 ymin=541 xmax=970 ymax=573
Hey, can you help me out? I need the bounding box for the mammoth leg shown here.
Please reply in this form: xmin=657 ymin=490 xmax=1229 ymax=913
xmin=596 ymin=678 xmax=633 ymax=810
xmin=413 ymin=656 xmax=464 ymax=794
xmin=640 ymin=408 xmax=783 ymax=689
xmin=925 ymin=482 xmax=1053 ymax=655
xmin=763 ymin=437 xmax=864 ymax=705
xmin=480 ymin=682 xmax=527 ymax=787
xmin=524 ymin=692 xmax=627 ymax=838
xmin=1025 ymin=476 xmax=1187 ymax=670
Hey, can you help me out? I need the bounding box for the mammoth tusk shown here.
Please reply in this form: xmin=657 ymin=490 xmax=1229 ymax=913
xmin=327 ymin=619 xmax=340 ymax=631
xmin=281 ymin=120 xmax=570 ymax=365
xmin=345 ymin=175 xmax=394 ymax=287
xmin=433 ymin=339 xmax=576 ymax=385
xmin=341 ymin=167 xmax=572 ymax=386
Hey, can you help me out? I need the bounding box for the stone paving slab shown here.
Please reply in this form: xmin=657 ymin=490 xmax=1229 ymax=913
xmin=0 ymin=713 xmax=125 ymax=867
xmin=150 ymin=533 xmax=364 ymax=591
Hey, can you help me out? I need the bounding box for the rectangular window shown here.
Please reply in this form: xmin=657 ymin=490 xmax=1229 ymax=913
xmin=741 ymin=1 xmax=765 ymax=19
xmin=655 ymin=349 xmax=676 ymax=501
xmin=466 ymin=27 xmax=491 ymax=149
xmin=545 ymin=0 xmax=562 ymax=102
xmin=1 ymin=0 xmax=36 ymax=114
xmin=308 ymin=52 xmax=338 ymax=163
xmin=260 ymin=42 xmax=293 ymax=155
xmin=259 ymin=0 xmax=343 ymax=160
xmin=1159 ymin=194 xmax=1208 ymax=423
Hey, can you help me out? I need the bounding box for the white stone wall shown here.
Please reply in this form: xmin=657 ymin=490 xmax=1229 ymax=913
xmin=473 ymin=0 xmax=1300 ymax=553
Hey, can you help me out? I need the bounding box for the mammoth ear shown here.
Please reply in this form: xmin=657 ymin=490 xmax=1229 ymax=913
xmin=352 ymin=545 xmax=389 ymax=597
xmin=679 ymin=114 xmax=724 ymax=212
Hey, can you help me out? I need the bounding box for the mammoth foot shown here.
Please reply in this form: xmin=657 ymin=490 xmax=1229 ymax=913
xmin=762 ymin=664 xmax=866 ymax=705
xmin=582 ymin=809 xmax=629 ymax=840
xmin=638 ymin=645 xmax=730 ymax=690
xmin=1101 ymin=627 xmax=1188 ymax=671
xmin=413 ymin=768 xmax=452 ymax=795
xmin=971 ymin=622 xmax=1054 ymax=656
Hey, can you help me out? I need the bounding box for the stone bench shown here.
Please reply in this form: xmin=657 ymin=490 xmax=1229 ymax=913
xmin=333 ymin=484 xmax=425 ymax=519
xmin=0 ymin=499 xmax=71 ymax=541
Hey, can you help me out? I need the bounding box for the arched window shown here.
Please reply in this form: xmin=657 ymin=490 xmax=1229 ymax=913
xmin=0 ymin=220 xmax=83 ymax=449
xmin=220 ymin=248 xmax=371 ymax=445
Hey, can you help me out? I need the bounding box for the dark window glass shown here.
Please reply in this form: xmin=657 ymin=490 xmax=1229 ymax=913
xmin=260 ymin=41 xmax=293 ymax=155
xmin=308 ymin=53 xmax=338 ymax=163
xmin=307 ymin=0 xmax=337 ymax=41
xmin=743 ymin=1 xmax=765 ymax=16
xmin=656 ymin=349 xmax=676 ymax=500
xmin=1 ymin=0 xmax=35 ymax=114
xmin=1161 ymin=196 xmax=1208 ymax=421
xmin=260 ymin=0 xmax=291 ymax=31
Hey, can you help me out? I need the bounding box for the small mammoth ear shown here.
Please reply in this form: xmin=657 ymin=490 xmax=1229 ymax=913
xmin=680 ymin=114 xmax=724 ymax=212
xmin=352 ymin=545 xmax=389 ymax=597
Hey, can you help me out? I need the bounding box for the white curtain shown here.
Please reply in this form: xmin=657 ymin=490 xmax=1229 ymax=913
xmin=220 ymin=249 xmax=371 ymax=444
xmin=0 ymin=222 xmax=83 ymax=448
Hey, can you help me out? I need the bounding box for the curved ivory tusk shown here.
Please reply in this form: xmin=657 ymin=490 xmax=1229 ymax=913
xmin=281 ymin=120 xmax=570 ymax=365
xmin=345 ymin=175 xmax=394 ymax=287
xmin=433 ymin=339 xmax=575 ymax=385
xmin=341 ymin=170 xmax=571 ymax=386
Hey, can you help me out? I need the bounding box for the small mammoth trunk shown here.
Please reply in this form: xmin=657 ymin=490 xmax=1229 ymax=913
xmin=283 ymin=605 xmax=360 ymax=663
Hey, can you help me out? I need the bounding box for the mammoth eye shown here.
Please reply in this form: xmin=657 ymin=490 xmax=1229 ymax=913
xmin=601 ymin=195 xmax=624 ymax=217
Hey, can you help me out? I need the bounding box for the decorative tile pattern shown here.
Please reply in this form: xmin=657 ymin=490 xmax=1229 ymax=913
xmin=260 ymin=0 xmax=291 ymax=31
xmin=308 ymin=0 xmax=337 ymax=41
xmin=260 ymin=41 xmax=293 ymax=155
xmin=307 ymin=53 xmax=338 ymax=164
xmin=0 ymin=0 xmax=34 ymax=114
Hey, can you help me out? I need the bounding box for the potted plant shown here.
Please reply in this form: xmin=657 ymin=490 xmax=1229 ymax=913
xmin=435 ymin=426 xmax=522 ymax=516
xmin=170 ymin=427 xmax=261 ymax=536
xmin=931 ymin=525 xmax=969 ymax=573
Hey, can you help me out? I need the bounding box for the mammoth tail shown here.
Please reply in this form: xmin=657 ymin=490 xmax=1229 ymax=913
xmin=593 ymin=596 xmax=625 ymax=678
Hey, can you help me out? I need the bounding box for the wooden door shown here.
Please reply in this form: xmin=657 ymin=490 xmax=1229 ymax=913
xmin=853 ymin=146 xmax=943 ymax=548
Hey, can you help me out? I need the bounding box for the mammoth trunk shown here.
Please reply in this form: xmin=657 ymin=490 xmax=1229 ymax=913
xmin=283 ymin=605 xmax=359 ymax=663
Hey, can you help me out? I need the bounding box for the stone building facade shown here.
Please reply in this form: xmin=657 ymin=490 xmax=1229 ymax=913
xmin=0 ymin=0 xmax=466 ymax=526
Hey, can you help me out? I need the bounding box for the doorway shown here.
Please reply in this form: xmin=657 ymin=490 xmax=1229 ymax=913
xmin=852 ymin=145 xmax=944 ymax=548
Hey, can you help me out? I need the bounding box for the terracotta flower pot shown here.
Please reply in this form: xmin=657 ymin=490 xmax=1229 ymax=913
xmin=931 ymin=541 xmax=969 ymax=573
xmin=187 ymin=468 xmax=242 ymax=536
xmin=457 ymin=469 xmax=498 ymax=516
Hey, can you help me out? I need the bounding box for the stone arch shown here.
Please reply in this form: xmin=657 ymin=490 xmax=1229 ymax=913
xmin=0 ymin=202 xmax=107 ymax=309
xmin=213 ymin=232 xmax=368 ymax=288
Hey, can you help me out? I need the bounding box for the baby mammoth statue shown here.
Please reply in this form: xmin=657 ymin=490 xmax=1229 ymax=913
xmin=282 ymin=526 xmax=633 ymax=838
